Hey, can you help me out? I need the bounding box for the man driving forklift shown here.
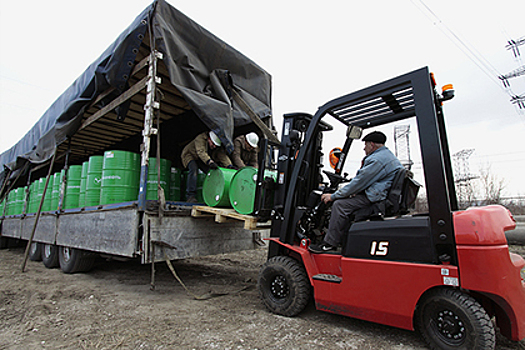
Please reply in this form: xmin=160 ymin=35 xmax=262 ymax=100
xmin=309 ymin=131 xmax=403 ymax=253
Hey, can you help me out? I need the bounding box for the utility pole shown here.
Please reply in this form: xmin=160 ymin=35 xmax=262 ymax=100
xmin=453 ymin=149 xmax=476 ymax=209
xmin=500 ymin=36 xmax=525 ymax=109
xmin=394 ymin=125 xmax=413 ymax=170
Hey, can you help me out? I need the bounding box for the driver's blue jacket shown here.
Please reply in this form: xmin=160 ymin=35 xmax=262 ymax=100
xmin=331 ymin=146 xmax=404 ymax=203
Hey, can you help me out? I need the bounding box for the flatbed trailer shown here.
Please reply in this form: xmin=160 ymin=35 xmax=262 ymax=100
xmin=0 ymin=203 xmax=266 ymax=263
xmin=0 ymin=0 xmax=274 ymax=272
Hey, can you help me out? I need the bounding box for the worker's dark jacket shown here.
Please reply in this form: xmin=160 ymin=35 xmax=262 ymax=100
xmin=181 ymin=132 xmax=231 ymax=168
xmin=231 ymin=135 xmax=258 ymax=168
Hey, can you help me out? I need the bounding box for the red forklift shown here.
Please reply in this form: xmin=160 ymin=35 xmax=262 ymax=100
xmin=255 ymin=67 xmax=525 ymax=349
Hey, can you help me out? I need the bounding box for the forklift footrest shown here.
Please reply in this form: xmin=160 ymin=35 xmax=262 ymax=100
xmin=312 ymin=274 xmax=342 ymax=283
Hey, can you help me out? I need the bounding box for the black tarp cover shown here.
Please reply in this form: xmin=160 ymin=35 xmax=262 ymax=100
xmin=0 ymin=0 xmax=272 ymax=183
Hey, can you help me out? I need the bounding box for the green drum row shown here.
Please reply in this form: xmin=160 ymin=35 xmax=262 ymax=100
xmin=2 ymin=186 xmax=28 ymax=216
xmin=0 ymin=151 xmax=188 ymax=216
xmin=202 ymin=166 xmax=277 ymax=215
xmin=88 ymin=151 xmax=180 ymax=205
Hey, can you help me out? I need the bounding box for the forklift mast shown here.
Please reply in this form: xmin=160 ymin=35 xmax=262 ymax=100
xmin=268 ymin=67 xmax=459 ymax=265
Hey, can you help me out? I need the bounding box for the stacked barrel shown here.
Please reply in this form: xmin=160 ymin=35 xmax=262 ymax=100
xmin=85 ymin=156 xmax=103 ymax=206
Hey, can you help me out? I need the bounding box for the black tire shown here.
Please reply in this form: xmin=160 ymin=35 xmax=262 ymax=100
xmin=28 ymin=242 xmax=42 ymax=261
xmin=0 ymin=236 xmax=8 ymax=249
xmin=257 ymin=255 xmax=311 ymax=317
xmin=416 ymin=288 xmax=495 ymax=350
xmin=58 ymin=246 xmax=95 ymax=274
xmin=42 ymin=244 xmax=59 ymax=268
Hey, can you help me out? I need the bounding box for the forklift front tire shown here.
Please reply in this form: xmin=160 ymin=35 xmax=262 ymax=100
xmin=258 ymin=255 xmax=311 ymax=317
xmin=416 ymin=288 xmax=495 ymax=350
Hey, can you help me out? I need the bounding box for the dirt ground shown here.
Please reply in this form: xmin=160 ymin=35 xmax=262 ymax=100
xmin=1 ymin=243 xmax=524 ymax=350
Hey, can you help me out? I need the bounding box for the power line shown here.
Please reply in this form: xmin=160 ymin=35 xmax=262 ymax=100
xmin=411 ymin=0 xmax=524 ymax=115
xmin=411 ymin=0 xmax=502 ymax=86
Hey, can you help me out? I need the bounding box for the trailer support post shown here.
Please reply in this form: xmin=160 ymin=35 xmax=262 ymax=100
xmin=138 ymin=50 xmax=162 ymax=211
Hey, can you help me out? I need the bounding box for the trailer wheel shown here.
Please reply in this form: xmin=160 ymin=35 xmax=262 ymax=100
xmin=42 ymin=244 xmax=59 ymax=268
xmin=258 ymin=255 xmax=311 ymax=317
xmin=28 ymin=242 xmax=42 ymax=261
xmin=0 ymin=236 xmax=8 ymax=249
xmin=58 ymin=246 xmax=95 ymax=274
xmin=416 ymin=288 xmax=495 ymax=350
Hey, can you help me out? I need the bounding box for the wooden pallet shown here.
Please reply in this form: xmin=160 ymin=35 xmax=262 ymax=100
xmin=191 ymin=205 xmax=270 ymax=230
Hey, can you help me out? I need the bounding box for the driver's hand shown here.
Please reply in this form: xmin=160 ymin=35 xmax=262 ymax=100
xmin=321 ymin=193 xmax=333 ymax=204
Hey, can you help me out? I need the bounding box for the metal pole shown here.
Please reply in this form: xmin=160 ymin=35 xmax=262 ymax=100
xmin=21 ymin=151 xmax=56 ymax=272
xmin=138 ymin=50 xmax=162 ymax=211
xmin=59 ymin=139 xmax=72 ymax=212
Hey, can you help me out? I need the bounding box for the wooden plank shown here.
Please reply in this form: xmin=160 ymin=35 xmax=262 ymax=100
xmin=190 ymin=206 xmax=268 ymax=230
xmin=79 ymin=76 xmax=148 ymax=132
xmin=190 ymin=206 xmax=213 ymax=218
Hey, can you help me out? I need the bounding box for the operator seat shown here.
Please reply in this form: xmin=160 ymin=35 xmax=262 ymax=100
xmin=353 ymin=168 xmax=420 ymax=222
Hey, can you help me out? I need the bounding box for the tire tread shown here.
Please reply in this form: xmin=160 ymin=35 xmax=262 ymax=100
xmin=417 ymin=288 xmax=495 ymax=350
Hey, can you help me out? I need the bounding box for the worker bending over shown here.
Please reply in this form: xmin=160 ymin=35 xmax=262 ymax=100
xmin=231 ymin=132 xmax=259 ymax=169
xmin=181 ymin=131 xmax=233 ymax=203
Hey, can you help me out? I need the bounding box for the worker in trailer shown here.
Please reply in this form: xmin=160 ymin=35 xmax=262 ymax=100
xmin=181 ymin=131 xmax=233 ymax=203
xmin=231 ymin=132 xmax=259 ymax=169
xmin=309 ymin=131 xmax=404 ymax=253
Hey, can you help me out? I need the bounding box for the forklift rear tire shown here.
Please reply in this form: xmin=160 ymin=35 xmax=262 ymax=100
xmin=258 ymin=255 xmax=311 ymax=317
xmin=42 ymin=244 xmax=59 ymax=268
xmin=28 ymin=242 xmax=42 ymax=261
xmin=58 ymin=246 xmax=95 ymax=274
xmin=416 ymin=288 xmax=495 ymax=350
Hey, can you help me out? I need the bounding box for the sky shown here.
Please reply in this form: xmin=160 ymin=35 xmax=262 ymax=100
xmin=1 ymin=0 xmax=524 ymax=197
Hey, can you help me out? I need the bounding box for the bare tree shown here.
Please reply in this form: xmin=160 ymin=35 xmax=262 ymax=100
xmin=477 ymin=164 xmax=506 ymax=205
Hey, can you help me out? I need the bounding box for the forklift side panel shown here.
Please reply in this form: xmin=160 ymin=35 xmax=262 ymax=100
xmin=315 ymin=258 xmax=459 ymax=330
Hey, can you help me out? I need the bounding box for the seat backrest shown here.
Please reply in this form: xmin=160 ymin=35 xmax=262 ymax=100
xmin=384 ymin=167 xmax=407 ymax=216
xmin=399 ymin=172 xmax=421 ymax=214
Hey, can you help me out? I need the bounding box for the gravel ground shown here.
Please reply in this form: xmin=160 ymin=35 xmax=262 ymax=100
xmin=0 ymin=243 xmax=524 ymax=350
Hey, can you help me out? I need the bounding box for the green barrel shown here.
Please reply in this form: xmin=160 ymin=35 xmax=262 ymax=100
xmin=64 ymin=165 xmax=82 ymax=209
xmin=9 ymin=188 xmax=21 ymax=215
xmin=169 ymin=167 xmax=182 ymax=201
xmin=85 ymin=155 xmax=104 ymax=206
xmin=202 ymin=167 xmax=237 ymax=207
xmin=100 ymin=150 xmax=140 ymax=205
xmin=229 ymin=167 xmax=277 ymax=215
xmin=11 ymin=188 xmax=21 ymax=215
xmin=50 ymin=171 xmax=65 ymax=211
xmin=79 ymin=161 xmax=89 ymax=207
xmin=196 ymin=170 xmax=206 ymax=202
xmin=41 ymin=176 xmax=54 ymax=212
xmin=6 ymin=189 xmax=16 ymax=215
xmin=146 ymin=157 xmax=171 ymax=200
xmin=16 ymin=186 xmax=28 ymax=215
xmin=28 ymin=180 xmax=40 ymax=214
